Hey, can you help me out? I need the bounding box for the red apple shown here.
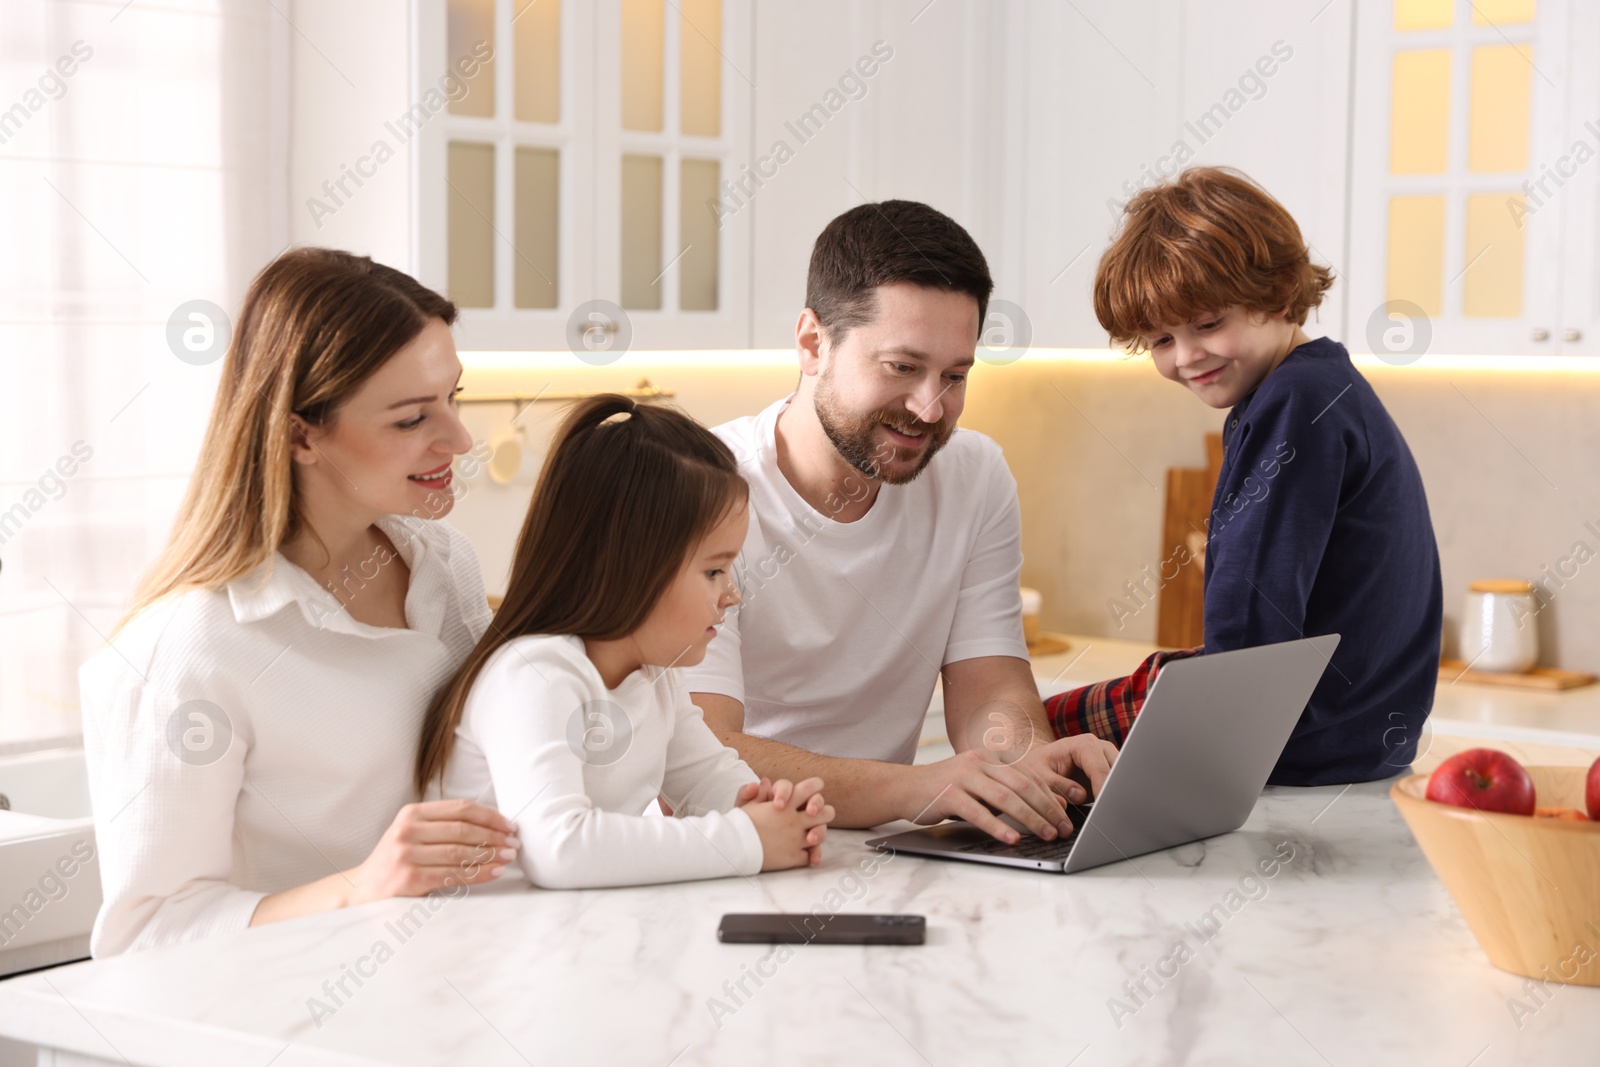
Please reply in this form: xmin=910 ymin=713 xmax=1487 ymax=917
xmin=1426 ymin=748 xmax=1536 ymax=816
xmin=1586 ymin=755 xmax=1600 ymax=821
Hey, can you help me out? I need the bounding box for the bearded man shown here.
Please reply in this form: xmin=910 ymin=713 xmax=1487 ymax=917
xmin=681 ymin=200 xmax=1117 ymax=845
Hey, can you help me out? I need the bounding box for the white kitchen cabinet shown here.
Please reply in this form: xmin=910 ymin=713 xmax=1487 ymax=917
xmin=1348 ymin=0 xmax=1600 ymax=356
xmin=394 ymin=1 xmax=1600 ymax=355
xmin=412 ymin=0 xmax=754 ymax=353
xmin=741 ymin=0 xmax=1191 ymax=351
xmin=1552 ymin=0 xmax=1600 ymax=357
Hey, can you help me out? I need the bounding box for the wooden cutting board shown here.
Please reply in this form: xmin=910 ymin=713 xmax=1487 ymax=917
xmin=1438 ymin=658 xmax=1597 ymax=690
xmin=1156 ymin=433 xmax=1223 ymax=648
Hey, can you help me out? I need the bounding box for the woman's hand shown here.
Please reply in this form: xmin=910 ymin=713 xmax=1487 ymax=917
xmin=346 ymin=798 xmax=519 ymax=905
xmin=251 ymin=798 xmax=519 ymax=928
xmin=741 ymin=777 xmax=833 ymax=871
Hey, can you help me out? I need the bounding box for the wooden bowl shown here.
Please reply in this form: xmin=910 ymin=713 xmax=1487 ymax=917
xmin=1392 ymin=766 xmax=1600 ymax=985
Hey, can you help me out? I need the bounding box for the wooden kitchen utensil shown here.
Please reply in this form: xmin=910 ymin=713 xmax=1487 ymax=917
xmin=1156 ymin=433 xmax=1222 ymax=648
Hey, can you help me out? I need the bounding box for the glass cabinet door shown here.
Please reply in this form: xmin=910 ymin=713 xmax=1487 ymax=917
xmin=1350 ymin=0 xmax=1576 ymax=356
xmin=416 ymin=0 xmax=751 ymax=352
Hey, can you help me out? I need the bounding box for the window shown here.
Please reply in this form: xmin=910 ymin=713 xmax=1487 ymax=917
xmin=0 ymin=1 xmax=289 ymax=747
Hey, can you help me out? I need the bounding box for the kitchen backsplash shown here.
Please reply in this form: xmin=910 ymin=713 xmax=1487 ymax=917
xmin=455 ymin=351 xmax=1600 ymax=672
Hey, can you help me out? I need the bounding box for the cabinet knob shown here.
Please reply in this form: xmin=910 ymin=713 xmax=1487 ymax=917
xmin=1530 ymin=327 xmax=1550 ymax=342
xmin=1563 ymin=328 xmax=1582 ymax=342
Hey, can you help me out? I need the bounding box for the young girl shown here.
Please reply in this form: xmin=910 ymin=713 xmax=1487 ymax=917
xmin=417 ymin=395 xmax=833 ymax=888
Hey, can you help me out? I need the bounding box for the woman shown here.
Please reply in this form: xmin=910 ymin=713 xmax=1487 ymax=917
xmin=80 ymin=248 xmax=518 ymax=957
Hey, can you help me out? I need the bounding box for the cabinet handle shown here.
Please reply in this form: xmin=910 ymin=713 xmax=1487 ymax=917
xmin=1563 ymin=328 xmax=1582 ymax=342
xmin=1531 ymin=327 xmax=1550 ymax=341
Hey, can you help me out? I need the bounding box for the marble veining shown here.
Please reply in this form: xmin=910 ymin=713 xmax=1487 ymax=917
xmin=0 ymin=778 xmax=1596 ymax=1066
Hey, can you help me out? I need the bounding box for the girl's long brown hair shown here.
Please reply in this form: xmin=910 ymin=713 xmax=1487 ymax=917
xmin=416 ymin=394 xmax=747 ymax=792
xmin=117 ymin=248 xmax=457 ymax=632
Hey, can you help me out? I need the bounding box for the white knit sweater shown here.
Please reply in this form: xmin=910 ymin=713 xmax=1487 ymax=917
xmin=79 ymin=516 xmax=491 ymax=956
xmin=442 ymin=634 xmax=763 ymax=888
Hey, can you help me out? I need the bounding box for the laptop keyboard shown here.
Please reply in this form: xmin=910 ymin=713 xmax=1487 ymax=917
xmin=947 ymin=802 xmax=1092 ymax=860
xmin=956 ymin=830 xmax=1078 ymax=859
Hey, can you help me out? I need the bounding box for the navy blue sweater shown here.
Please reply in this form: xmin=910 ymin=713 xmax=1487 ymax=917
xmin=1202 ymin=337 xmax=1442 ymax=786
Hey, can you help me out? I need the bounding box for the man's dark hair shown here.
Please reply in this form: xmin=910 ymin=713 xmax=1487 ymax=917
xmin=805 ymin=200 xmax=993 ymax=343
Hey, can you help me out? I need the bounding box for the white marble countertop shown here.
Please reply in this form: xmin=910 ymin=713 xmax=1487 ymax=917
xmin=2 ymin=774 xmax=1598 ymax=1066
xmin=6 ymin=634 xmax=1600 ymax=1066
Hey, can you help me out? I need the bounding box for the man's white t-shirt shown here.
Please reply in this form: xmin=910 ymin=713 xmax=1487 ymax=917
xmin=680 ymin=395 xmax=1029 ymax=765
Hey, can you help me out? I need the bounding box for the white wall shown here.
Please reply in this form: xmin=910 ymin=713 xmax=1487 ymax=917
xmin=287 ymin=0 xmax=414 ymax=270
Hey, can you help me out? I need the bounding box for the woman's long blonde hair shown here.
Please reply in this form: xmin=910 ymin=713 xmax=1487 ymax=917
xmin=117 ymin=248 xmax=457 ymax=632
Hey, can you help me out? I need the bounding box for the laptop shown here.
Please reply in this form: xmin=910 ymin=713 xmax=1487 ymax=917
xmin=865 ymin=634 xmax=1340 ymax=874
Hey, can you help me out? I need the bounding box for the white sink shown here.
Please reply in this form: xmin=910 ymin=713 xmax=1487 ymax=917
xmin=0 ymin=747 xmax=100 ymax=976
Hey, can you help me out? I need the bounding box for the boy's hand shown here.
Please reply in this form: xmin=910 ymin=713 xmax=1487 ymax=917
xmin=742 ymin=778 xmax=834 ymax=870
xmin=1025 ymin=735 xmax=1118 ymax=801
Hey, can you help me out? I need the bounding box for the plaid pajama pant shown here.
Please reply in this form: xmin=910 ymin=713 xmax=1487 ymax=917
xmin=1043 ymin=647 xmax=1203 ymax=746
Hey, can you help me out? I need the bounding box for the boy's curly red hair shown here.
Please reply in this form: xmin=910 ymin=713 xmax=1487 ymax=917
xmin=1093 ymin=166 xmax=1334 ymax=353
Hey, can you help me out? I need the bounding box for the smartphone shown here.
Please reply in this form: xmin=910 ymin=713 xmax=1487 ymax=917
xmin=717 ymin=913 xmax=926 ymax=945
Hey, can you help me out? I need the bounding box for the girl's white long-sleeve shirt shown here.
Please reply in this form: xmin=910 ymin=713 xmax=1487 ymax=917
xmin=441 ymin=634 xmax=762 ymax=888
xmin=78 ymin=516 xmax=491 ymax=957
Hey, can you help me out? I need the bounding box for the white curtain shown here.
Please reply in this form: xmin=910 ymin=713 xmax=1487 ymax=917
xmin=0 ymin=0 xmax=289 ymax=749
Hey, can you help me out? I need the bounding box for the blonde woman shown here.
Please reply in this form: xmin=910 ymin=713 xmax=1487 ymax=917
xmin=80 ymin=249 xmax=518 ymax=957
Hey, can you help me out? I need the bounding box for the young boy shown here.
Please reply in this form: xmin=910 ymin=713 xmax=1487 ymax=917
xmin=1047 ymin=166 xmax=1442 ymax=786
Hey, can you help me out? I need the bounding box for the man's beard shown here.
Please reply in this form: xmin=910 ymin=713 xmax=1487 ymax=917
xmin=813 ymin=370 xmax=954 ymax=485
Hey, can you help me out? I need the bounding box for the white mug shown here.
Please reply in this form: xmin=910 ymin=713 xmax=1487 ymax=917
xmin=1459 ymin=580 xmax=1539 ymax=673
